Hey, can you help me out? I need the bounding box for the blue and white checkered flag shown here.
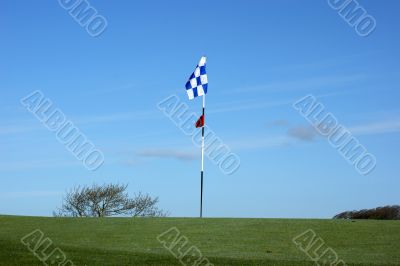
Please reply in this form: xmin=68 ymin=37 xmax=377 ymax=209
xmin=185 ymin=56 xmax=208 ymax=100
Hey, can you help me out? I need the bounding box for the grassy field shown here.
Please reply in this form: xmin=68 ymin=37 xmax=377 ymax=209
xmin=0 ymin=215 xmax=399 ymax=265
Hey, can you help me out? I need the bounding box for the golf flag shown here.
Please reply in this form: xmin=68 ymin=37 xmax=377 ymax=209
xmin=185 ymin=56 xmax=208 ymax=218
xmin=195 ymin=115 xmax=204 ymax=128
xmin=185 ymin=56 xmax=208 ymax=100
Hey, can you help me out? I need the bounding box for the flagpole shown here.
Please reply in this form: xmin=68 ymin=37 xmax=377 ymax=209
xmin=200 ymin=94 xmax=205 ymax=218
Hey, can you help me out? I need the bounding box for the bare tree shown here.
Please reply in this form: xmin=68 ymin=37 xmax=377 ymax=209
xmin=54 ymin=183 xmax=168 ymax=217
xmin=53 ymin=185 xmax=90 ymax=217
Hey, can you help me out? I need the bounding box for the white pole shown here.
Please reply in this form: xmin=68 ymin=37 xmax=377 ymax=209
xmin=200 ymin=94 xmax=205 ymax=218
xmin=201 ymin=94 xmax=205 ymax=171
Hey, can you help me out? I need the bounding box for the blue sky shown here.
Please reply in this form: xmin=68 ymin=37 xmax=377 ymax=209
xmin=1 ymin=0 xmax=399 ymax=218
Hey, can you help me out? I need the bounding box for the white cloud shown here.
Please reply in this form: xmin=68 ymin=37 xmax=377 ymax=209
xmin=0 ymin=159 xmax=80 ymax=171
xmin=0 ymin=125 xmax=42 ymax=135
xmin=226 ymin=74 xmax=366 ymax=94
xmin=229 ymin=135 xmax=293 ymax=151
xmin=350 ymin=119 xmax=400 ymax=136
xmin=73 ymin=110 xmax=160 ymax=124
xmin=137 ymin=148 xmax=197 ymax=161
xmin=0 ymin=191 xmax=63 ymax=199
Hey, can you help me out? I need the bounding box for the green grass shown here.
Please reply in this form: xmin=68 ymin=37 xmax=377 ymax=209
xmin=0 ymin=215 xmax=399 ymax=265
